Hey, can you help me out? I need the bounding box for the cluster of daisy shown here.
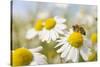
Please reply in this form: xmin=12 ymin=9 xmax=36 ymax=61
xmin=12 ymin=16 xmax=97 ymax=66
xmin=26 ymin=16 xmax=66 ymax=43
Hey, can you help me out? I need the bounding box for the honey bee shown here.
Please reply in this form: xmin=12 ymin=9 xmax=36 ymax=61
xmin=72 ymin=24 xmax=86 ymax=35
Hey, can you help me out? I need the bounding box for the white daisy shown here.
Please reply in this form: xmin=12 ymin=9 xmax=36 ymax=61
xmin=39 ymin=16 xmax=67 ymax=43
xmin=85 ymin=33 xmax=97 ymax=52
xmin=26 ymin=16 xmax=67 ymax=43
xmin=90 ymin=33 xmax=97 ymax=51
xmin=12 ymin=46 xmax=47 ymax=66
xmin=55 ymin=29 xmax=96 ymax=62
xmin=26 ymin=19 xmax=44 ymax=40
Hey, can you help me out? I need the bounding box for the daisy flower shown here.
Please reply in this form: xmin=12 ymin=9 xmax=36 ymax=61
xmin=26 ymin=16 xmax=67 ymax=43
xmin=90 ymin=33 xmax=97 ymax=45
xmin=55 ymin=28 xmax=96 ymax=62
xmin=26 ymin=19 xmax=44 ymax=40
xmin=90 ymin=33 xmax=97 ymax=51
xmin=12 ymin=46 xmax=47 ymax=66
xmin=85 ymin=33 xmax=97 ymax=54
xmin=39 ymin=16 xmax=67 ymax=43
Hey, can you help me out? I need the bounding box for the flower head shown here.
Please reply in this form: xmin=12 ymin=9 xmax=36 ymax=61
xmin=67 ymin=32 xmax=83 ymax=48
xmin=55 ymin=28 xmax=95 ymax=62
xmin=26 ymin=16 xmax=67 ymax=43
xmin=12 ymin=46 xmax=47 ymax=66
xmin=90 ymin=33 xmax=97 ymax=44
xmin=39 ymin=16 xmax=67 ymax=43
xmin=12 ymin=48 xmax=33 ymax=66
xmin=34 ymin=19 xmax=44 ymax=31
xmin=45 ymin=18 xmax=56 ymax=30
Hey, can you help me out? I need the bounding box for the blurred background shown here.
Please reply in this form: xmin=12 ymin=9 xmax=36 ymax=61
xmin=12 ymin=0 xmax=97 ymax=63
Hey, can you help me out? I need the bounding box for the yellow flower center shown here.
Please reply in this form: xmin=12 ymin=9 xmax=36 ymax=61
xmin=45 ymin=18 xmax=56 ymax=30
xmin=12 ymin=48 xmax=33 ymax=66
xmin=88 ymin=51 xmax=97 ymax=61
xmin=67 ymin=32 xmax=83 ymax=48
xmin=34 ymin=19 xmax=44 ymax=31
xmin=90 ymin=33 xmax=97 ymax=44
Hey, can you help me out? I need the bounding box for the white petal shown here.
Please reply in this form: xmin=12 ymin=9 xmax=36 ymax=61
xmin=54 ymin=16 xmax=66 ymax=23
xmin=55 ymin=41 xmax=64 ymax=48
xmin=61 ymin=43 xmax=70 ymax=58
xmin=30 ymin=61 xmax=37 ymax=65
xmin=33 ymin=53 xmax=47 ymax=65
xmin=38 ymin=31 xmax=43 ymax=39
xmin=60 ymin=36 xmax=67 ymax=40
xmin=29 ymin=46 xmax=43 ymax=53
xmin=45 ymin=31 xmax=52 ymax=43
xmin=45 ymin=31 xmax=50 ymax=41
xmin=56 ymin=24 xmax=67 ymax=30
xmin=54 ymin=28 xmax=64 ymax=34
xmin=56 ymin=39 xmax=64 ymax=42
xmin=41 ymin=30 xmax=49 ymax=42
xmin=84 ymin=38 xmax=92 ymax=48
xmin=80 ymin=45 xmax=90 ymax=61
xmin=53 ymin=30 xmax=59 ymax=39
xmin=39 ymin=30 xmax=48 ymax=42
xmin=57 ymin=44 xmax=68 ymax=53
xmin=26 ymin=28 xmax=37 ymax=39
xmin=55 ymin=37 xmax=67 ymax=48
xmin=39 ymin=29 xmax=46 ymax=40
xmin=47 ymin=32 xmax=51 ymax=43
xmin=71 ymin=48 xmax=79 ymax=62
xmin=50 ymin=30 xmax=57 ymax=41
xmin=65 ymin=47 xmax=75 ymax=62
xmin=41 ymin=30 xmax=52 ymax=43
